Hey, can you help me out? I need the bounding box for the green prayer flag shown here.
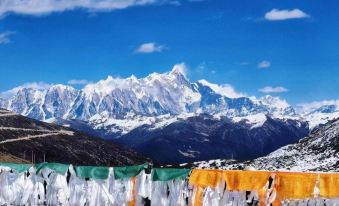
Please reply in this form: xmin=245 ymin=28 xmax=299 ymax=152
xmin=152 ymin=168 xmax=190 ymax=181
xmin=0 ymin=162 xmax=32 ymax=173
xmin=36 ymin=162 xmax=70 ymax=175
xmin=113 ymin=164 xmax=147 ymax=180
xmin=75 ymin=166 xmax=110 ymax=180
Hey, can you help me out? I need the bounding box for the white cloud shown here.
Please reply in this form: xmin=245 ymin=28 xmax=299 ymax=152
xmin=259 ymin=86 xmax=288 ymax=93
xmin=258 ymin=60 xmax=271 ymax=68
xmin=135 ymin=42 xmax=166 ymax=54
xmin=0 ymin=82 xmax=52 ymax=98
xmin=0 ymin=31 xmax=15 ymax=44
xmin=198 ymin=79 xmax=246 ymax=98
xmin=297 ymin=100 xmax=339 ymax=113
xmin=68 ymin=79 xmax=91 ymax=85
xmin=265 ymin=9 xmax=310 ymax=21
xmin=0 ymin=0 xmax=161 ymax=17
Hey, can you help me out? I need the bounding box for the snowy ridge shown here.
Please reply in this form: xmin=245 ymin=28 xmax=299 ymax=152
xmin=0 ymin=64 xmax=302 ymax=133
xmin=0 ymin=64 xmax=338 ymax=134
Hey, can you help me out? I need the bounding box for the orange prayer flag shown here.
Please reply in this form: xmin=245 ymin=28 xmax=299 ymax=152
xmin=189 ymin=169 xmax=223 ymax=188
xmin=258 ymin=186 xmax=269 ymax=206
xmin=193 ymin=186 xmax=204 ymax=206
xmin=275 ymin=172 xmax=317 ymax=200
xmin=128 ymin=176 xmax=136 ymax=206
xmin=272 ymin=198 xmax=282 ymax=206
xmin=223 ymin=170 xmax=271 ymax=191
xmin=319 ymin=173 xmax=339 ymax=198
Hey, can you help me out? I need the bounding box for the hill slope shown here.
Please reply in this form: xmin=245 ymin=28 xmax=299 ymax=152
xmin=196 ymin=118 xmax=339 ymax=172
xmin=250 ymin=118 xmax=339 ymax=171
xmin=0 ymin=152 xmax=28 ymax=163
xmin=0 ymin=109 xmax=150 ymax=166
xmin=117 ymin=114 xmax=308 ymax=164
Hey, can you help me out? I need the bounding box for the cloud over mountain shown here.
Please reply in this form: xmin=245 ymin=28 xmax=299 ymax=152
xmin=68 ymin=79 xmax=92 ymax=85
xmin=0 ymin=82 xmax=52 ymax=98
xmin=259 ymin=86 xmax=288 ymax=93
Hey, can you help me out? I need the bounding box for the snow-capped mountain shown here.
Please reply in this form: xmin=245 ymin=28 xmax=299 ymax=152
xmin=1 ymin=65 xmax=200 ymax=120
xmin=196 ymin=118 xmax=339 ymax=172
xmin=298 ymin=100 xmax=339 ymax=129
xmin=0 ymin=85 xmax=80 ymax=121
xmin=0 ymin=64 xmax=303 ymax=131
xmin=1 ymin=64 xmax=338 ymax=163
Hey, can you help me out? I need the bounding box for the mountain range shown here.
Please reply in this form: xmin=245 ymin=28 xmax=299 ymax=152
xmin=0 ymin=67 xmax=293 ymax=121
xmin=1 ymin=64 xmax=338 ymax=163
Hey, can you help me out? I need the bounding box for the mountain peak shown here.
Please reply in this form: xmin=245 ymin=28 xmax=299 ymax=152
xmin=260 ymin=95 xmax=290 ymax=108
xmin=169 ymin=63 xmax=187 ymax=77
xmin=128 ymin=74 xmax=138 ymax=82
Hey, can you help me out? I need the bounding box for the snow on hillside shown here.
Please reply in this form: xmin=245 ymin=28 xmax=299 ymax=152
xmin=302 ymin=111 xmax=339 ymax=129
xmin=232 ymin=113 xmax=267 ymax=129
xmin=89 ymin=112 xmax=196 ymax=135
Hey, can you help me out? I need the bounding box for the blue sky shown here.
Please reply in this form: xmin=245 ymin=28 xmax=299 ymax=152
xmin=0 ymin=0 xmax=338 ymax=105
